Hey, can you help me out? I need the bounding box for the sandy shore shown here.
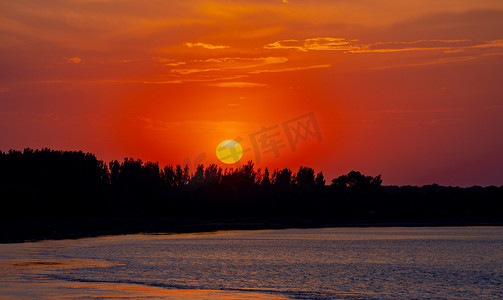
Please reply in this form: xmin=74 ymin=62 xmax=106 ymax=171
xmin=1 ymin=279 xmax=288 ymax=299
xmin=0 ymin=239 xmax=289 ymax=299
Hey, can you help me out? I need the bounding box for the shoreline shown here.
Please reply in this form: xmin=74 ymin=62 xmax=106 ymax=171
xmin=2 ymin=217 xmax=502 ymax=243
xmin=0 ymin=242 xmax=289 ymax=300
xmin=1 ymin=277 xmax=290 ymax=300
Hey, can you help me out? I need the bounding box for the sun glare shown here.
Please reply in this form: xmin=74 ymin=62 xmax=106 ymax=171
xmin=216 ymin=140 xmax=243 ymax=164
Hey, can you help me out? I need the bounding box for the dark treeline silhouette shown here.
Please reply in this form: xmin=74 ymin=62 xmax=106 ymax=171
xmin=1 ymin=148 xmax=502 ymax=241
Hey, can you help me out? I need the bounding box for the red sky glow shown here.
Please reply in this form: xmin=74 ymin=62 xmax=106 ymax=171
xmin=1 ymin=0 xmax=503 ymax=186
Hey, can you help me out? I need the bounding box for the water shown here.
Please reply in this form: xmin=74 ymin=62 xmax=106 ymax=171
xmin=1 ymin=227 xmax=503 ymax=299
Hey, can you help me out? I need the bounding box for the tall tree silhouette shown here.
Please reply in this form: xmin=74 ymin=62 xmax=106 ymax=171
xmin=332 ymin=171 xmax=382 ymax=189
xmin=296 ymin=166 xmax=315 ymax=186
xmin=190 ymin=164 xmax=205 ymax=186
xmin=273 ymin=168 xmax=293 ymax=186
xmin=315 ymin=171 xmax=325 ymax=186
xmin=204 ymin=164 xmax=222 ymax=185
xmin=261 ymin=167 xmax=271 ymax=186
xmin=162 ymin=165 xmax=175 ymax=187
xmin=174 ymin=165 xmax=189 ymax=187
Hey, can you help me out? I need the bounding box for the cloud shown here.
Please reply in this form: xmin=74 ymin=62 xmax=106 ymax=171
xmin=185 ymin=42 xmax=229 ymax=49
xmin=153 ymin=57 xmax=186 ymax=66
xmin=142 ymin=75 xmax=248 ymax=84
xmin=264 ymin=38 xmax=503 ymax=54
xmin=372 ymin=56 xmax=477 ymax=70
xmin=143 ymin=80 xmax=184 ymax=84
xmin=358 ymin=39 xmax=496 ymax=54
xmin=171 ymin=67 xmax=223 ymax=75
xmin=262 ymin=38 xmax=503 ymax=70
xmin=208 ymin=82 xmax=268 ymax=88
xmin=170 ymin=56 xmax=288 ymax=74
xmin=196 ymin=57 xmax=288 ymax=64
xmin=265 ymin=38 xmax=361 ymax=52
xmin=192 ymin=57 xmax=288 ymax=64
xmin=249 ymin=64 xmax=331 ymax=74
xmin=374 ymin=107 xmax=464 ymax=114
xmin=66 ymin=57 xmax=82 ymax=63
xmin=468 ymin=39 xmax=503 ymax=49
xmin=165 ymin=62 xmax=186 ymax=66
xmin=167 ymin=54 xmax=327 ymax=77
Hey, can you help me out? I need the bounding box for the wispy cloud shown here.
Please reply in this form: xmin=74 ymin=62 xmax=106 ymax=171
xmin=374 ymin=107 xmax=464 ymax=114
xmin=249 ymin=64 xmax=331 ymax=74
xmin=185 ymin=42 xmax=230 ymax=49
xmin=265 ymin=38 xmax=361 ymax=52
xmin=153 ymin=57 xmax=186 ymax=66
xmin=153 ymin=54 xmax=329 ymax=83
xmin=208 ymin=82 xmax=268 ymax=88
xmin=169 ymin=56 xmax=288 ymax=74
xmin=142 ymin=75 xmax=248 ymax=84
xmin=142 ymin=80 xmax=184 ymax=84
xmin=467 ymin=39 xmax=503 ymax=49
xmin=372 ymin=56 xmax=477 ymax=70
xmin=360 ymin=39 xmax=473 ymax=53
xmin=66 ymin=57 xmax=82 ymax=63
xmin=171 ymin=68 xmax=221 ymax=75
xmin=198 ymin=57 xmax=288 ymax=64
xmin=165 ymin=62 xmax=186 ymax=66
xmin=264 ymin=38 xmax=503 ymax=54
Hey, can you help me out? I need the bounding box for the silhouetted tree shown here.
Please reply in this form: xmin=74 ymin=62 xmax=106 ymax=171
xmin=117 ymin=158 xmax=142 ymax=187
xmin=332 ymin=171 xmax=381 ymax=190
xmin=221 ymin=161 xmax=257 ymax=187
xmin=239 ymin=160 xmax=257 ymax=184
xmin=315 ymin=171 xmax=325 ymax=186
xmin=371 ymin=174 xmax=382 ymax=187
xmin=162 ymin=165 xmax=175 ymax=187
xmin=296 ymin=166 xmax=315 ymax=186
xmin=204 ymin=164 xmax=222 ymax=185
xmin=255 ymin=168 xmax=262 ymax=185
xmin=174 ymin=164 xmax=189 ymax=187
xmin=190 ymin=164 xmax=205 ymax=186
xmin=273 ymin=168 xmax=293 ymax=186
xmin=143 ymin=161 xmax=161 ymax=187
xmin=0 ymin=148 xmax=109 ymax=217
xmin=261 ymin=167 xmax=271 ymax=186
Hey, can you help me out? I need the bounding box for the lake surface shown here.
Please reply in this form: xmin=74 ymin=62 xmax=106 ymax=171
xmin=1 ymin=227 xmax=502 ymax=299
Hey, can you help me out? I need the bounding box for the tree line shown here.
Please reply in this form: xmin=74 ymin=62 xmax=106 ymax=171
xmin=1 ymin=148 xmax=502 ymax=224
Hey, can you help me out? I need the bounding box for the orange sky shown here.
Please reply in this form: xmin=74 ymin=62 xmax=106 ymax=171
xmin=1 ymin=0 xmax=503 ymax=186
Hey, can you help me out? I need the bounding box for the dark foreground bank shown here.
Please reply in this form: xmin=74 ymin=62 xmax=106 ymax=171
xmin=1 ymin=149 xmax=502 ymax=242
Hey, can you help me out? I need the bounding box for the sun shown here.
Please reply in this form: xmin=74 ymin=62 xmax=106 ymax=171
xmin=216 ymin=140 xmax=243 ymax=164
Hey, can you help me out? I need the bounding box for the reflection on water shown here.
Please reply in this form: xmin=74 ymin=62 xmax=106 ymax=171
xmin=1 ymin=227 xmax=502 ymax=299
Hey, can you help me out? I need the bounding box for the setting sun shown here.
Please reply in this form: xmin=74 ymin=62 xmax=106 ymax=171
xmin=216 ymin=140 xmax=244 ymax=164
